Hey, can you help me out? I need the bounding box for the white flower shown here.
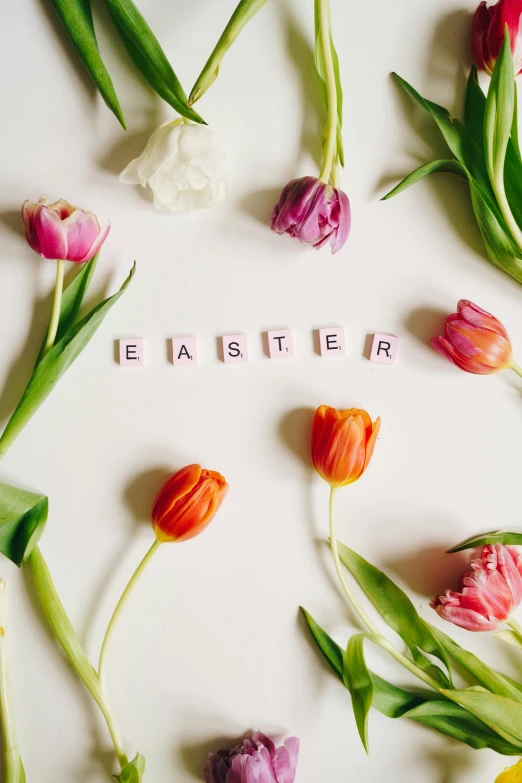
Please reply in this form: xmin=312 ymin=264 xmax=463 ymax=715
xmin=119 ymin=121 xmax=229 ymax=213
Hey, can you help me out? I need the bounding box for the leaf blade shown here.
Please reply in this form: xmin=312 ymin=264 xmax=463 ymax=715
xmin=382 ymin=159 xmax=466 ymax=200
xmin=484 ymin=29 xmax=515 ymax=184
xmin=448 ymin=530 xmax=522 ymax=552
xmin=442 ymin=688 xmax=522 ymax=746
xmin=343 ymin=635 xmax=374 ymax=752
xmin=0 ymin=482 xmax=48 ymax=567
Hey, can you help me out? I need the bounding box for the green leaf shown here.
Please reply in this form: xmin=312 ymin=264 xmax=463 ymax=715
xmin=343 ymin=635 xmax=374 ymax=752
xmin=119 ymin=753 xmax=146 ymax=782
xmin=189 ymin=0 xmax=269 ymax=105
xmin=0 ymin=264 xmax=135 ymax=456
xmin=300 ymin=607 xmax=343 ymax=679
xmin=337 ymin=544 xmax=452 ymax=686
xmin=448 ymin=530 xmax=522 ymax=552
xmin=0 ymin=482 xmax=48 ymax=567
xmin=49 ymin=0 xmax=126 ymax=128
xmin=484 ymin=29 xmax=515 ymax=185
xmin=382 ymin=159 xmax=466 ymax=200
xmin=103 ymin=0 xmax=205 ymax=124
xmin=465 ymin=67 xmax=486 ymax=160
xmin=512 ymin=81 xmax=522 ymax=160
xmin=314 ymin=0 xmax=344 ymax=166
xmin=495 ymin=630 xmax=522 ymax=650
xmin=442 ymin=688 xmax=522 ymax=746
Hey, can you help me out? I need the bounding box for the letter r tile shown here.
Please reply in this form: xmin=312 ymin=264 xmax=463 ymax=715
xmin=268 ymin=329 xmax=294 ymax=359
xmin=370 ymin=334 xmax=399 ymax=364
xmin=222 ymin=334 xmax=249 ymax=364
xmin=319 ymin=327 xmax=346 ymax=357
xmin=172 ymin=336 xmax=197 ymax=366
xmin=119 ymin=338 xmax=145 ymax=366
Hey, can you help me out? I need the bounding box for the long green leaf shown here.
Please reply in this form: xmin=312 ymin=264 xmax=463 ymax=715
xmin=0 ymin=482 xmax=48 ymax=567
xmin=314 ymin=0 xmax=344 ymax=166
xmin=343 ymin=635 xmax=374 ymax=752
xmin=0 ymin=264 xmax=135 ymax=456
xmin=484 ymin=30 xmax=515 ymax=185
xmin=300 ymin=607 xmax=344 ymax=678
xmin=442 ymin=688 xmax=522 ymax=746
xmin=49 ymin=0 xmax=125 ymax=128
xmin=103 ymin=0 xmax=204 ymax=124
xmin=337 ymin=544 xmax=451 ymax=685
xmin=448 ymin=530 xmax=522 ymax=552
xmin=382 ymin=159 xmax=466 ymax=200
xmin=465 ymin=67 xmax=486 ymax=157
xmin=189 ymin=0 xmax=269 ymax=105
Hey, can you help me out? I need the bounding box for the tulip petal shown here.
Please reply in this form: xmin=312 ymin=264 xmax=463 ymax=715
xmin=61 ymin=209 xmax=101 ymax=262
xmin=120 ymin=121 xmax=178 ymax=187
xmin=330 ymin=188 xmax=351 ymax=253
xmin=22 ymin=201 xmax=40 ymax=253
xmin=77 ymin=221 xmax=111 ymax=263
xmin=273 ymin=738 xmax=300 ymax=783
xmin=33 ymin=204 xmax=67 ymax=260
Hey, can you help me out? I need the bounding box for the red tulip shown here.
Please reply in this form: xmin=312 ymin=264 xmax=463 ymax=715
xmin=472 ymin=0 xmax=522 ymax=75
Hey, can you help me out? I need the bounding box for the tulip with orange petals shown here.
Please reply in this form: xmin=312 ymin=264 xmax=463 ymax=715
xmin=311 ymin=406 xmax=381 ymax=488
xmin=432 ymin=300 xmax=522 ymax=378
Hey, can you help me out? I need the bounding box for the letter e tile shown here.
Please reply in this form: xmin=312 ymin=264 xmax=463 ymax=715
xmin=119 ymin=338 xmax=145 ymax=366
xmin=319 ymin=327 xmax=346 ymax=357
xmin=370 ymin=334 xmax=398 ymax=364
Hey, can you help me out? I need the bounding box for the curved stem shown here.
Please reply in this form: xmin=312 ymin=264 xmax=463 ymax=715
xmin=43 ymin=259 xmax=65 ymax=356
xmin=98 ymin=540 xmax=161 ymax=688
xmin=328 ymin=488 xmax=441 ymax=692
xmin=507 ymin=617 xmax=522 ymax=642
xmin=493 ymin=178 xmax=522 ymax=251
xmin=0 ymin=582 xmax=25 ymax=783
xmin=317 ymin=0 xmax=338 ymax=184
xmin=510 ymin=360 xmax=522 ymax=379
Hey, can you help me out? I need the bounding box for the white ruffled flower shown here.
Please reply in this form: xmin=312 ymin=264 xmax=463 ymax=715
xmin=120 ymin=121 xmax=229 ymax=213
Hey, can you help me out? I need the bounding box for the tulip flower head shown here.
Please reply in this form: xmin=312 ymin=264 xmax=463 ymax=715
xmin=151 ymin=464 xmax=228 ymax=543
xmin=120 ymin=120 xmax=229 ymax=213
xmin=472 ymin=0 xmax=522 ymax=75
xmin=496 ymin=759 xmax=522 ymax=783
xmin=311 ymin=405 xmax=380 ymax=488
xmin=270 ymin=176 xmax=351 ymax=254
xmin=431 ymin=300 xmax=513 ymax=374
xmin=22 ymin=198 xmax=110 ymax=263
xmin=431 ymin=544 xmax=522 ymax=631
xmin=203 ymin=732 xmax=299 ymax=783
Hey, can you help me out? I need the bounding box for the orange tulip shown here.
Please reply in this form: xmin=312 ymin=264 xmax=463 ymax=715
xmin=151 ymin=464 xmax=228 ymax=543
xmin=311 ymin=406 xmax=381 ymax=487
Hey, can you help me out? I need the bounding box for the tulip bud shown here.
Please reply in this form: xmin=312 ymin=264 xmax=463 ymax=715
xmin=472 ymin=0 xmax=522 ymax=75
xmin=311 ymin=406 xmax=381 ymax=488
xmin=270 ymin=176 xmax=351 ymax=254
xmin=151 ymin=464 xmax=228 ymax=543
xmin=203 ymin=732 xmax=299 ymax=783
xmin=431 ymin=300 xmax=513 ymax=374
xmin=22 ymin=198 xmax=110 ymax=263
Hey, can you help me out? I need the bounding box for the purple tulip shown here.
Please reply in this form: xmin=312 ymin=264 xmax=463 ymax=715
xmin=22 ymin=197 xmax=110 ymax=263
xmin=203 ymin=731 xmax=299 ymax=783
xmin=270 ymin=176 xmax=351 ymax=254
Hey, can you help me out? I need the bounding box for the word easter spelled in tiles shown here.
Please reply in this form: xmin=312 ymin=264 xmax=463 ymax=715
xmin=118 ymin=329 xmax=399 ymax=367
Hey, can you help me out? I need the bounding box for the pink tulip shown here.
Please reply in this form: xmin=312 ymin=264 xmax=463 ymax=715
xmin=431 ymin=300 xmax=513 ymax=374
xmin=270 ymin=176 xmax=351 ymax=254
xmin=204 ymin=732 xmax=299 ymax=783
xmin=22 ymin=198 xmax=110 ymax=263
xmin=431 ymin=545 xmax=522 ymax=631
xmin=472 ymin=0 xmax=522 ymax=76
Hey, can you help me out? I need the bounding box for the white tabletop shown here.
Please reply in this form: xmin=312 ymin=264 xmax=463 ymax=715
xmin=2 ymin=0 xmax=522 ymax=780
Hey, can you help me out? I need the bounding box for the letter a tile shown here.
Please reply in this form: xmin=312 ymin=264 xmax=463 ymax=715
xmin=222 ymin=334 xmax=249 ymax=364
xmin=119 ymin=338 xmax=145 ymax=366
xmin=370 ymin=334 xmax=398 ymax=364
xmin=172 ymin=337 xmax=197 ymax=366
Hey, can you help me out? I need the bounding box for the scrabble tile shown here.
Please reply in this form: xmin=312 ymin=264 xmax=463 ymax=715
xmin=222 ymin=334 xmax=249 ymax=364
xmin=319 ymin=326 xmax=346 ymax=357
xmin=370 ymin=334 xmax=398 ymax=364
xmin=172 ymin=336 xmax=197 ymax=366
xmin=267 ymin=329 xmax=294 ymax=359
xmin=119 ymin=338 xmax=145 ymax=366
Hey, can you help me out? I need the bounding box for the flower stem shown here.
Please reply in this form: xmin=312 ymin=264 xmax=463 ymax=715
xmin=507 ymin=617 xmax=522 ymax=642
xmin=0 ymin=582 xmax=25 ymax=783
xmin=98 ymin=540 xmax=161 ymax=689
xmin=28 ymin=546 xmax=129 ymax=770
xmin=317 ymin=0 xmax=338 ymax=184
xmin=43 ymin=259 xmax=65 ymax=356
xmin=510 ymin=360 xmax=522 ymax=378
xmin=328 ymin=487 xmax=441 ymax=692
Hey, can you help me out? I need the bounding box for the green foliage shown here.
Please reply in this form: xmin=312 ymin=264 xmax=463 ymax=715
xmin=448 ymin=530 xmax=522 ymax=552
xmin=484 ymin=31 xmax=515 ymax=185
xmin=313 ymin=0 xmax=344 ymax=166
xmin=119 ymin=754 xmax=146 ymax=782
xmin=0 ymin=483 xmax=47 ymax=567
xmin=343 ymin=634 xmax=374 ymax=752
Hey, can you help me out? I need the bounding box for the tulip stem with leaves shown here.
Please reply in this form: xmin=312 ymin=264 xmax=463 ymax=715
xmin=0 ymin=582 xmax=26 ymax=783
xmin=316 ymin=0 xmax=340 ymax=185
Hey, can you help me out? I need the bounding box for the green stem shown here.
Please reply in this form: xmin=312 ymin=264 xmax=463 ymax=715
xmin=317 ymin=0 xmax=338 ymax=184
xmin=28 ymin=547 xmax=129 ymax=770
xmin=98 ymin=540 xmax=161 ymax=689
xmin=43 ymin=259 xmax=65 ymax=356
xmin=507 ymin=617 xmax=522 ymax=641
xmin=510 ymin=360 xmax=522 ymax=379
xmin=493 ymin=180 xmax=522 ymax=251
xmin=0 ymin=582 xmax=25 ymax=783
xmin=328 ymin=487 xmax=441 ymax=692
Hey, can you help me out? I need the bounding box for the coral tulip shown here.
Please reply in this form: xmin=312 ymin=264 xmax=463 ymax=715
xmin=203 ymin=732 xmax=299 ymax=783
xmin=151 ymin=464 xmax=228 ymax=543
xmin=270 ymin=176 xmax=351 ymax=254
xmin=472 ymin=0 xmax=522 ymax=76
xmin=431 ymin=545 xmax=522 ymax=631
xmin=431 ymin=300 xmax=513 ymax=374
xmin=311 ymin=406 xmax=380 ymax=488
xmin=22 ymin=198 xmax=110 ymax=263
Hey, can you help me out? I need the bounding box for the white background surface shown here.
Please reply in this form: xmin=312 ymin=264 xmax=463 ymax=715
xmin=2 ymin=0 xmax=522 ymax=781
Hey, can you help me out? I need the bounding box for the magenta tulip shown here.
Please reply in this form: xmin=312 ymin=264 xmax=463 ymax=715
xmin=472 ymin=0 xmax=522 ymax=75
xmin=203 ymin=732 xmax=299 ymax=783
xmin=270 ymin=176 xmax=350 ymax=254
xmin=22 ymin=197 xmax=110 ymax=263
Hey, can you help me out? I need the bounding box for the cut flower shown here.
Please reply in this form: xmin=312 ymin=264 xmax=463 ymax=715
xmin=204 ymin=732 xmax=299 ymax=783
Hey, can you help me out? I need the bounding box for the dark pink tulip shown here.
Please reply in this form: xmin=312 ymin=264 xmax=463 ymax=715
xmin=270 ymin=176 xmax=351 ymax=254
xmin=22 ymin=197 xmax=110 ymax=263
xmin=472 ymin=0 xmax=522 ymax=75
xmin=203 ymin=732 xmax=299 ymax=783
xmin=431 ymin=545 xmax=522 ymax=631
